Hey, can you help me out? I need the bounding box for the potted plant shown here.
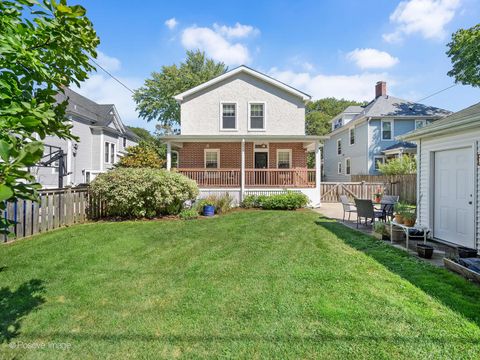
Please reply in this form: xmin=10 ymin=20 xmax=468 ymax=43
xmin=202 ymin=201 xmax=216 ymax=217
xmin=402 ymin=211 xmax=416 ymax=227
xmin=373 ymin=186 xmax=383 ymax=203
xmin=394 ymin=202 xmax=406 ymax=224
xmin=417 ymin=244 xmax=434 ymax=259
xmin=373 ymin=222 xmax=390 ymax=240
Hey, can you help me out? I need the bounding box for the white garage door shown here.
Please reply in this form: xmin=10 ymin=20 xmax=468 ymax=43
xmin=434 ymin=147 xmax=475 ymax=247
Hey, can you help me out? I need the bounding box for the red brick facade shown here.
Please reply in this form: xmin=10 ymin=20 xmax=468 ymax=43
xmin=178 ymin=142 xmax=307 ymax=169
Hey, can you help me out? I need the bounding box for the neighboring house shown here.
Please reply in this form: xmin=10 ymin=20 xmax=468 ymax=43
xmin=323 ymin=81 xmax=451 ymax=181
xmin=401 ymin=102 xmax=480 ymax=252
xmin=33 ymin=88 xmax=139 ymax=188
xmin=161 ymin=65 xmax=324 ymax=206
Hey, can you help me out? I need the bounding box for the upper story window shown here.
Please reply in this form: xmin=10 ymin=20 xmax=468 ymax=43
xmin=105 ymin=142 xmax=115 ymax=163
xmin=337 ymin=139 xmax=342 ymax=155
xmin=277 ymin=149 xmax=291 ymax=169
xmin=123 ymin=137 xmax=127 ymax=147
xmin=221 ymin=103 xmax=237 ymax=130
xmin=249 ymin=102 xmax=265 ymax=130
xmin=415 ymin=119 xmax=427 ymax=129
xmin=205 ymin=149 xmax=220 ymax=168
xmin=337 ymin=162 xmax=342 ymax=174
xmin=349 ymin=127 xmax=355 ymax=145
xmin=381 ymin=119 xmax=393 ymax=141
xmin=333 ymin=118 xmax=343 ymax=130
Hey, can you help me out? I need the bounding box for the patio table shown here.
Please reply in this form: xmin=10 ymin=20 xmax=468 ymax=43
xmin=390 ymin=220 xmax=429 ymax=251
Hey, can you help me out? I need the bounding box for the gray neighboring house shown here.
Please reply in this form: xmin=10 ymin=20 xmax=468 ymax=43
xmin=33 ymin=88 xmax=139 ymax=188
xmin=323 ymin=81 xmax=451 ymax=181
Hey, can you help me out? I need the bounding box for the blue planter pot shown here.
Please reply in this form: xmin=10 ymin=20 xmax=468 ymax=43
xmin=203 ymin=205 xmax=215 ymax=217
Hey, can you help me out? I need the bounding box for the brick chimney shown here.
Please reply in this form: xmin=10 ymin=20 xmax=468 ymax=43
xmin=375 ymin=81 xmax=387 ymax=98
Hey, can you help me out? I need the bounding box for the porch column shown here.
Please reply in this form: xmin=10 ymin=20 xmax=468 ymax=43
xmin=166 ymin=142 xmax=171 ymax=171
xmin=315 ymin=140 xmax=321 ymax=206
xmin=241 ymin=138 xmax=245 ymax=201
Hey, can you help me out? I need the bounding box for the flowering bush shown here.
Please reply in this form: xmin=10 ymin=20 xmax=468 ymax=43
xmin=90 ymin=168 xmax=198 ymax=218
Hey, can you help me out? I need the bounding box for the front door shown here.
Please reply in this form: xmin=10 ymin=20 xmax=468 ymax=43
xmin=434 ymin=147 xmax=475 ymax=247
xmin=254 ymin=152 xmax=268 ymax=169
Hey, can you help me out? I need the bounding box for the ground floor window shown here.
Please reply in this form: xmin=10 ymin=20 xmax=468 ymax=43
xmin=277 ymin=149 xmax=292 ymax=169
xmin=374 ymin=156 xmax=385 ymax=171
xmin=205 ymin=149 xmax=220 ymax=168
xmin=337 ymin=162 xmax=342 ymax=174
xmin=105 ymin=142 xmax=115 ymax=163
xmin=345 ymin=158 xmax=351 ymax=175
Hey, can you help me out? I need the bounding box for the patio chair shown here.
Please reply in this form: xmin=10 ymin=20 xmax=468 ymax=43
xmin=354 ymin=199 xmax=383 ymax=228
xmin=380 ymin=195 xmax=399 ymax=222
xmin=381 ymin=195 xmax=399 ymax=204
xmin=339 ymin=195 xmax=356 ymax=221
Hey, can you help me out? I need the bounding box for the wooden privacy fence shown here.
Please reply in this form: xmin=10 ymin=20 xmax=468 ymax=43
xmin=2 ymin=187 xmax=92 ymax=242
xmin=351 ymin=174 xmax=417 ymax=204
xmin=320 ymin=182 xmax=387 ymax=203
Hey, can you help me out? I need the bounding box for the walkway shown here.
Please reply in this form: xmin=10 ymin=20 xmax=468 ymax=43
xmin=314 ymin=203 xmax=457 ymax=267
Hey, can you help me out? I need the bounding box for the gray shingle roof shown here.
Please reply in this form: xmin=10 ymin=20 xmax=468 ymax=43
xmin=359 ymin=95 xmax=451 ymax=118
xmin=384 ymin=141 xmax=417 ymax=151
xmin=343 ymin=105 xmax=364 ymax=113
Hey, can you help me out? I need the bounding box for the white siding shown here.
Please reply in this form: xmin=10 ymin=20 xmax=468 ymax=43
xmin=180 ymin=72 xmax=305 ymax=136
xmin=417 ymin=129 xmax=480 ymax=250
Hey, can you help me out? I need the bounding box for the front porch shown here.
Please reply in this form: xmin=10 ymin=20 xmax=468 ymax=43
xmin=162 ymin=135 xmax=324 ymax=206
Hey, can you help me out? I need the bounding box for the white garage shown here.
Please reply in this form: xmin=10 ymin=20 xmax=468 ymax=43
xmin=401 ymin=102 xmax=480 ymax=252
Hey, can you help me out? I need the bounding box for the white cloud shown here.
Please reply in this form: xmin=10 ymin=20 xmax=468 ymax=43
xmin=181 ymin=23 xmax=257 ymax=65
xmin=383 ymin=0 xmax=461 ymax=43
xmin=269 ymin=68 xmax=393 ymax=101
xmin=213 ymin=22 xmax=259 ymax=38
xmin=96 ymin=51 xmax=121 ymax=72
xmin=165 ymin=17 xmax=178 ymax=30
xmin=346 ymin=48 xmax=399 ymax=69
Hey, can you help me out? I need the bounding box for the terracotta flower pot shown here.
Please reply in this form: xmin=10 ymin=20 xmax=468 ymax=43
xmin=395 ymin=214 xmax=404 ymax=224
xmin=404 ymin=218 xmax=416 ymax=227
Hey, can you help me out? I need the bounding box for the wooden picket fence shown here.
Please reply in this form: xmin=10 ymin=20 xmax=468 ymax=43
xmin=320 ymin=182 xmax=387 ymax=203
xmin=2 ymin=187 xmax=98 ymax=243
xmin=351 ymin=174 xmax=417 ymax=204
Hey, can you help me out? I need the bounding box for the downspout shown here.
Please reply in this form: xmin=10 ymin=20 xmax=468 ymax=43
xmin=241 ymin=138 xmax=245 ymax=202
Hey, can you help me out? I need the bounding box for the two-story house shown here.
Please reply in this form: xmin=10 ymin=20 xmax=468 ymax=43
xmin=161 ymin=66 xmax=325 ymax=206
xmin=323 ymin=81 xmax=451 ymax=181
xmin=33 ymin=88 xmax=139 ymax=188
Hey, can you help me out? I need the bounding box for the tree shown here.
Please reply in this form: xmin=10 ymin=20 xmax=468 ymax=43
xmin=447 ymin=24 xmax=480 ymax=87
xmin=117 ymin=142 xmax=165 ymax=169
xmin=133 ymin=50 xmax=228 ymax=127
xmin=378 ymin=156 xmax=416 ymax=175
xmin=0 ymin=0 xmax=99 ymax=233
xmin=305 ymin=98 xmax=365 ymax=136
xmin=127 ymin=126 xmax=155 ymax=143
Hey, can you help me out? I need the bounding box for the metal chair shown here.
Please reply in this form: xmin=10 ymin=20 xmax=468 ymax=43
xmin=339 ymin=195 xmax=356 ymax=221
xmin=354 ymin=199 xmax=383 ymax=228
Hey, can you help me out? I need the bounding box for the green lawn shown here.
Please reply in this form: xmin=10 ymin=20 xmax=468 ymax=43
xmin=1 ymin=210 xmax=480 ymax=359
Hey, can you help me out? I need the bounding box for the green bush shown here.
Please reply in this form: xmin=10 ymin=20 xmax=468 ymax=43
xmin=179 ymin=208 xmax=199 ymax=220
xmin=194 ymin=193 xmax=234 ymax=214
xmin=90 ymin=168 xmax=199 ymax=218
xmin=241 ymin=192 xmax=309 ymax=210
xmin=378 ymin=156 xmax=416 ymax=175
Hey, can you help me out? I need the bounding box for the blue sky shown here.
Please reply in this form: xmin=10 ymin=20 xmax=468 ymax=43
xmin=73 ymin=0 xmax=480 ymax=131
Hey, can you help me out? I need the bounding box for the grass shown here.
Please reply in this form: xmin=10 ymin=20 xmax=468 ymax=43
xmin=1 ymin=210 xmax=480 ymax=359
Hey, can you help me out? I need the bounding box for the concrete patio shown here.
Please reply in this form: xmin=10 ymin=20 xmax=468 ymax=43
xmin=314 ymin=203 xmax=458 ymax=267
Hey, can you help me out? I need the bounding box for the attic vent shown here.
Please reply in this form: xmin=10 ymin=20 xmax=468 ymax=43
xmin=73 ymin=104 xmax=77 ymax=110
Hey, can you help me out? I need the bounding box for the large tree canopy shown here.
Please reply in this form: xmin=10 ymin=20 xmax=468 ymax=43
xmin=133 ymin=50 xmax=228 ymax=127
xmin=0 ymin=0 xmax=99 ymax=232
xmin=305 ymin=98 xmax=365 ymax=136
xmin=447 ymin=24 xmax=480 ymax=87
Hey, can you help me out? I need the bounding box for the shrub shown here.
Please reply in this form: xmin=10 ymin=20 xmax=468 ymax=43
xmin=117 ymin=142 xmax=164 ymax=169
xmin=90 ymin=168 xmax=199 ymax=218
xmin=241 ymin=192 xmax=308 ymax=210
xmin=378 ymin=156 xmax=416 ymax=175
xmin=179 ymin=208 xmax=199 ymax=220
xmin=194 ymin=193 xmax=234 ymax=214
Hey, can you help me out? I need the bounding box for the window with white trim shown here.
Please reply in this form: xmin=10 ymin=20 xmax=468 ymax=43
xmin=415 ymin=119 xmax=427 ymax=129
xmin=205 ymin=149 xmax=219 ymax=168
xmin=337 ymin=139 xmax=342 ymax=155
xmin=381 ymin=119 xmax=393 ymax=140
xmin=337 ymin=162 xmax=342 ymax=174
xmin=104 ymin=142 xmax=116 ymax=163
xmin=123 ymin=137 xmax=127 ymax=147
xmin=345 ymin=158 xmax=351 ymax=175
xmin=249 ymin=103 xmax=265 ymax=130
xmin=172 ymin=150 xmax=179 ymax=168
xmin=349 ymin=127 xmax=355 ymax=145
xmin=374 ymin=156 xmax=385 ymax=171
xmin=277 ymin=149 xmax=292 ymax=169
xmin=221 ymin=103 xmax=236 ymax=130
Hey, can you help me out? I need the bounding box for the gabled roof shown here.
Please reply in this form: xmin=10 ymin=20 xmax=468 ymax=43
xmin=360 ymin=95 xmax=451 ymax=118
xmin=174 ymin=65 xmax=311 ymax=102
xmin=55 ymin=88 xmax=140 ymax=142
xmin=400 ymin=102 xmax=480 ymax=141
